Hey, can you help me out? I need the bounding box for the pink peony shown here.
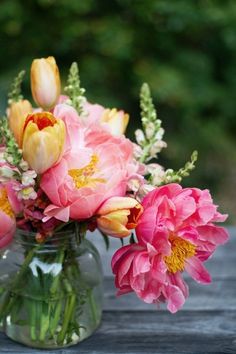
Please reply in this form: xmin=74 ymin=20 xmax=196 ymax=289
xmin=53 ymin=103 xmax=83 ymax=155
xmin=41 ymin=123 xmax=139 ymax=222
xmin=112 ymin=183 xmax=229 ymax=313
xmin=0 ymin=183 xmax=22 ymax=248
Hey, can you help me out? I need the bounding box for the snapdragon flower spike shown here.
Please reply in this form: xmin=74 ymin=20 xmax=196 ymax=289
xmin=112 ymin=183 xmax=229 ymax=313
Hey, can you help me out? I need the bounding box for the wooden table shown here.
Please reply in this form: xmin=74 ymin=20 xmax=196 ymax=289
xmin=0 ymin=228 xmax=235 ymax=353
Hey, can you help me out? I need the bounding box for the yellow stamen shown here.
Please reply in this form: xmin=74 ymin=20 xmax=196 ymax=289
xmin=164 ymin=236 xmax=196 ymax=273
xmin=0 ymin=188 xmax=14 ymax=218
xmin=68 ymin=154 xmax=106 ymax=189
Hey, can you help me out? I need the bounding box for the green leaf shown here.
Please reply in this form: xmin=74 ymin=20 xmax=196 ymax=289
xmin=129 ymin=233 xmax=136 ymax=244
xmin=100 ymin=231 xmax=110 ymax=250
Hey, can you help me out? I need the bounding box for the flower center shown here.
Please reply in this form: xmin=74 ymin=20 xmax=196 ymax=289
xmin=0 ymin=188 xmax=14 ymax=218
xmin=24 ymin=112 xmax=57 ymax=131
xmin=164 ymin=236 xmax=196 ymax=273
xmin=127 ymin=204 xmax=143 ymax=229
xmin=68 ymin=154 xmax=106 ymax=189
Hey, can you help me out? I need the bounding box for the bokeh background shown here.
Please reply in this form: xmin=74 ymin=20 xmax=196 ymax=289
xmin=0 ymin=0 xmax=235 ymax=222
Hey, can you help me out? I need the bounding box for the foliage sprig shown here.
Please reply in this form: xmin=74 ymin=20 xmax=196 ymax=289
xmin=135 ymin=83 xmax=166 ymax=163
xmin=64 ymin=62 xmax=86 ymax=116
xmin=8 ymin=70 xmax=25 ymax=105
xmin=160 ymin=151 xmax=198 ymax=185
xmin=0 ymin=116 xmax=22 ymax=166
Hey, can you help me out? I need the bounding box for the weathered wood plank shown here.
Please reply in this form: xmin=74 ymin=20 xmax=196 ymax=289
xmin=0 ymin=310 xmax=235 ymax=353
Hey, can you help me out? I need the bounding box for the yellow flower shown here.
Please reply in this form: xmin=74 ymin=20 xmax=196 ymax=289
xmin=96 ymin=197 xmax=143 ymax=238
xmin=31 ymin=56 xmax=61 ymax=110
xmin=101 ymin=108 xmax=129 ymax=136
xmin=22 ymin=112 xmax=65 ymax=174
xmin=8 ymin=100 xmax=33 ymax=147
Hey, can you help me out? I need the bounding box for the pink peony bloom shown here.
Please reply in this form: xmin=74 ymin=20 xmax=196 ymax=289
xmin=84 ymin=102 xmax=105 ymax=124
xmin=53 ymin=103 xmax=82 ymax=154
xmin=40 ymin=124 xmax=139 ymax=222
xmin=112 ymin=183 xmax=229 ymax=313
xmin=0 ymin=183 xmax=22 ymax=248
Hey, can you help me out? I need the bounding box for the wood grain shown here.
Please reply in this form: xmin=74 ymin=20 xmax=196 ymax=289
xmin=0 ymin=227 xmax=235 ymax=353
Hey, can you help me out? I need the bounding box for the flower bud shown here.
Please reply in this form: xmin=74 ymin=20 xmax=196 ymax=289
xmin=31 ymin=56 xmax=61 ymax=110
xmin=96 ymin=197 xmax=143 ymax=238
xmin=22 ymin=112 xmax=65 ymax=174
xmin=8 ymin=100 xmax=33 ymax=147
xmin=135 ymin=129 xmax=145 ymax=145
xmin=100 ymin=108 xmax=129 ymax=136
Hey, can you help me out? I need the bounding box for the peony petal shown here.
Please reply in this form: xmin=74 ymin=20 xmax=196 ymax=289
xmin=197 ymin=225 xmax=229 ymax=245
xmin=165 ymin=283 xmax=186 ymax=313
xmin=43 ymin=204 xmax=70 ymax=222
xmin=185 ymin=257 xmax=211 ymax=284
xmin=0 ymin=211 xmax=15 ymax=248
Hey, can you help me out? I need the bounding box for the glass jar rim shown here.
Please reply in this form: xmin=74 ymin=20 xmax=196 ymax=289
xmin=15 ymin=225 xmax=82 ymax=246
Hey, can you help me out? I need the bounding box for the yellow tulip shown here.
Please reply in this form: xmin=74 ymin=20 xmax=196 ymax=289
xmin=96 ymin=197 xmax=143 ymax=238
xmin=100 ymin=108 xmax=129 ymax=136
xmin=22 ymin=112 xmax=65 ymax=174
xmin=8 ymin=100 xmax=33 ymax=147
xmin=31 ymin=56 xmax=61 ymax=110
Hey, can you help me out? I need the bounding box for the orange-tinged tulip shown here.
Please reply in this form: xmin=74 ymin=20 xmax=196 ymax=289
xmin=22 ymin=112 xmax=65 ymax=174
xmin=31 ymin=56 xmax=61 ymax=110
xmin=8 ymin=100 xmax=33 ymax=147
xmin=100 ymin=108 xmax=129 ymax=136
xmin=96 ymin=197 xmax=143 ymax=238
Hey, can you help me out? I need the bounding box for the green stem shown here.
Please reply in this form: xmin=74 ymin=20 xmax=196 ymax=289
xmin=11 ymin=245 xmax=41 ymax=291
xmin=39 ymin=301 xmax=50 ymax=342
xmin=88 ymin=288 xmax=98 ymax=325
xmin=50 ymin=249 xmax=65 ymax=295
xmin=49 ymin=300 xmax=62 ymax=338
xmin=27 ymin=298 xmax=37 ymax=341
xmin=57 ymin=294 xmax=76 ymax=345
xmin=54 ymin=221 xmax=74 ymax=233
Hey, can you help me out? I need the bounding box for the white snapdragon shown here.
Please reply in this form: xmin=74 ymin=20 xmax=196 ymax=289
xmin=135 ymin=129 xmax=145 ymax=146
xmin=21 ymin=170 xmax=37 ymax=186
xmin=0 ymin=166 xmax=15 ymax=182
xmin=17 ymin=186 xmax=37 ymax=201
xmin=145 ymin=122 xmax=156 ymax=139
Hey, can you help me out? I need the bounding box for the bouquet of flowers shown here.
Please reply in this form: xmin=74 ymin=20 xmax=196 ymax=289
xmin=0 ymin=57 xmax=229 ymax=349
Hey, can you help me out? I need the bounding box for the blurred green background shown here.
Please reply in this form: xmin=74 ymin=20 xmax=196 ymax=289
xmin=0 ymin=0 xmax=235 ymax=222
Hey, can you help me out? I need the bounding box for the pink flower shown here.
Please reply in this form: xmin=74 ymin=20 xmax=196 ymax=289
xmin=40 ymin=125 xmax=138 ymax=222
xmin=112 ymin=183 xmax=229 ymax=313
xmin=0 ymin=183 xmax=22 ymax=248
xmin=53 ymin=103 xmax=82 ymax=154
xmin=85 ymin=102 xmax=129 ymax=136
xmin=84 ymin=102 xmax=105 ymax=123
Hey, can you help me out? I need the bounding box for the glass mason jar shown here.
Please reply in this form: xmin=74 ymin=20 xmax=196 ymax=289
xmin=0 ymin=226 xmax=103 ymax=349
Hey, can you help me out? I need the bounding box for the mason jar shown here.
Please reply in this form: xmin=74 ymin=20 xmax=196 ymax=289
xmin=0 ymin=226 xmax=103 ymax=349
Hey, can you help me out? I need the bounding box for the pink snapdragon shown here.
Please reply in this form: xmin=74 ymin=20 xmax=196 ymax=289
xmin=112 ymin=183 xmax=229 ymax=313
